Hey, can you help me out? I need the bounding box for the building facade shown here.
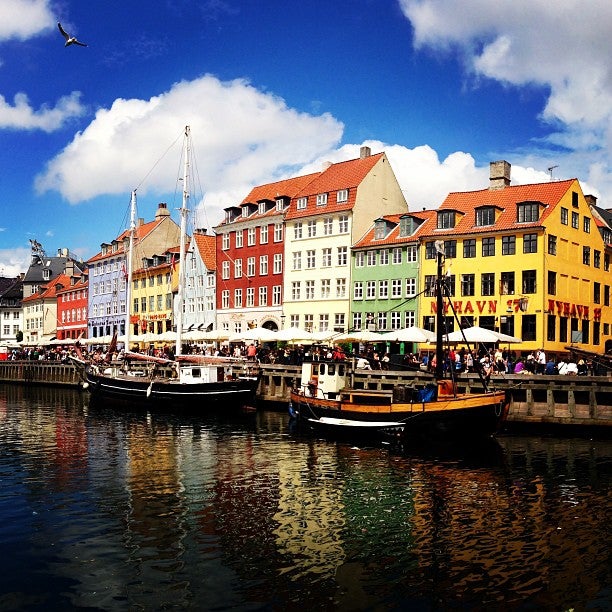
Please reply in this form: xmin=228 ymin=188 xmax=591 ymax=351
xmin=283 ymin=147 xmax=409 ymax=333
xmin=0 ymin=276 xmax=23 ymax=344
xmin=56 ymin=271 xmax=88 ymax=341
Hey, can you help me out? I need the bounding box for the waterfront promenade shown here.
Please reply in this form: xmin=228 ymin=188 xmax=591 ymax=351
xmin=0 ymin=360 xmax=610 ymax=429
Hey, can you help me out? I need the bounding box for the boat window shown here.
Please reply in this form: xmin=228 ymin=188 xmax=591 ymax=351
xmin=319 ymin=363 xmax=326 ymax=375
xmin=191 ymin=368 xmax=201 ymax=378
xmin=338 ymin=364 xmax=345 ymax=376
xmin=328 ymin=364 xmax=335 ymax=375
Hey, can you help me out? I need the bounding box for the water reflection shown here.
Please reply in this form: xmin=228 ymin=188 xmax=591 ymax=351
xmin=0 ymin=385 xmax=609 ymax=610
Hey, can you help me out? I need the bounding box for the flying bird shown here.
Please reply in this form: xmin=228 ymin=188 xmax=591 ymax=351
xmin=58 ymin=22 xmax=87 ymax=47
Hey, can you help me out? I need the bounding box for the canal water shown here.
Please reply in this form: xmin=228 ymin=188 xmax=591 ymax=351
xmin=0 ymin=386 xmax=610 ymax=611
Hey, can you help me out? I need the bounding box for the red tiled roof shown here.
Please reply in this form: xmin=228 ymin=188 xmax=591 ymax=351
xmin=420 ymin=179 xmax=575 ymax=238
xmin=353 ymin=210 xmax=436 ymax=248
xmin=192 ymin=232 xmax=216 ymax=270
xmin=286 ymin=153 xmax=385 ymax=220
xmin=22 ymin=273 xmax=70 ymax=303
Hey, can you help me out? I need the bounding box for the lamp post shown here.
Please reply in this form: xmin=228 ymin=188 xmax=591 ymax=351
xmin=280 ymin=314 xmax=286 ymax=330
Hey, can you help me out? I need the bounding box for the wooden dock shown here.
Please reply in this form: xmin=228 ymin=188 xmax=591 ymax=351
xmin=1 ymin=361 xmax=610 ymax=429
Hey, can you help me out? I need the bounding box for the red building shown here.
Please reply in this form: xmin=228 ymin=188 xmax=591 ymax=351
xmin=214 ymin=174 xmax=315 ymax=336
xmin=56 ymin=270 xmax=88 ymax=341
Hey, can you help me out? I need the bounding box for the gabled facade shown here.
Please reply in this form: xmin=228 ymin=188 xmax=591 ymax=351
xmin=0 ymin=276 xmax=23 ymax=344
xmin=351 ymin=211 xmax=434 ymax=333
xmin=182 ymin=229 xmax=217 ymax=333
xmin=56 ymin=271 xmax=88 ymax=341
xmin=418 ymin=161 xmax=612 ymax=354
xmin=214 ymin=174 xmax=315 ymax=335
xmin=283 ymin=147 xmax=408 ymax=333
xmin=87 ymin=202 xmax=181 ymax=339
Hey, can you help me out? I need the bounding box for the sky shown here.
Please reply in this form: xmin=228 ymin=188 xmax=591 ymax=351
xmin=1 ymin=0 xmax=611 ymax=277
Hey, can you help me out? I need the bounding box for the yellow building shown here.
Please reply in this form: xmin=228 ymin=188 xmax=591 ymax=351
xmin=418 ymin=161 xmax=611 ymax=356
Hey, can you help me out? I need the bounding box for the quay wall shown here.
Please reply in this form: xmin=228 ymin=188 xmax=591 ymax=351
xmin=0 ymin=361 xmax=610 ymax=429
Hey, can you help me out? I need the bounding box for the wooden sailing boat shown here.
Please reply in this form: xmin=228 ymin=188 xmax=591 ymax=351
xmin=289 ymin=241 xmax=509 ymax=441
xmin=77 ymin=126 xmax=259 ymax=408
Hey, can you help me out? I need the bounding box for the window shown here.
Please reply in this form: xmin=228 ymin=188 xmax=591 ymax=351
xmin=378 ymin=280 xmax=388 ymax=299
xmin=391 ymin=279 xmax=402 ymax=297
xmin=379 ymin=249 xmax=389 ymax=265
xmin=424 ymin=275 xmax=436 ymax=297
xmin=366 ymin=281 xmax=376 ymax=299
xmin=594 ymin=250 xmax=601 ymax=268
xmin=307 ymin=220 xmax=317 ymax=237
xmin=337 ymin=246 xmax=348 ymax=266
xmin=366 ymin=250 xmax=376 ymax=266
xmin=221 ymin=290 xmax=229 ymax=309
xmin=296 ymin=197 xmax=307 ymax=210
xmin=294 ymin=222 xmax=302 ymax=239
xmin=355 ymin=252 xmax=365 ymax=267
xmin=406 ymin=245 xmax=417 ymax=262
xmin=583 ymin=246 xmax=590 ymax=266
xmin=583 ymin=217 xmax=590 ymax=233
xmin=234 ymin=259 xmax=243 ymax=278
xmin=461 ymin=274 xmax=475 ymax=296
xmin=322 ymin=248 xmax=332 ymax=267
xmin=353 ymin=281 xmax=363 ymax=300
xmin=392 ymin=248 xmax=403 ymax=264
xmin=246 ymin=257 xmax=255 ymax=277
xmin=234 ymin=288 xmax=242 ymax=308
xmin=334 ymin=313 xmax=345 ymax=330
xmin=292 ymin=251 xmax=301 ymax=270
xmin=391 ymin=311 xmax=402 ymax=329
xmin=517 ymin=202 xmax=540 ymax=222
xmin=318 ymin=313 xmax=329 ymax=331
xmin=502 ymin=235 xmax=516 ymax=255
xmin=481 ymin=273 xmax=495 ymax=296
xmin=291 ymin=282 xmax=301 ymax=300
xmin=522 ymin=270 xmax=537 ymax=293
xmin=500 ymin=272 xmax=515 ymax=295
xmin=476 ymin=207 xmax=495 ymax=226
xmin=548 ymin=271 xmax=557 ymax=295
xmin=260 ymin=224 xmax=269 ymax=244
xmin=605 ymin=285 xmax=610 ymax=307
xmin=437 ymin=210 xmax=455 ymax=229
xmin=273 ymin=253 xmax=282 ymax=274
xmin=463 ymin=239 xmax=476 ymax=258
xmin=482 ymin=237 xmax=495 ymax=257
xmin=336 ymin=278 xmax=346 ymax=298
xmin=316 ymin=193 xmax=328 ymax=206
xmin=547 ymin=235 xmax=557 ymax=255
xmin=258 ymin=286 xmax=267 ymax=306
xmin=377 ymin=312 xmax=388 ymax=331
xmin=352 ymin=312 xmax=362 ymax=330
xmin=274 ymin=223 xmax=283 ymax=242
xmin=235 ymin=230 xmax=243 ymax=248
xmin=323 ymin=217 xmax=333 ymax=235
xmin=321 ymin=279 xmax=331 ymax=298
xmin=259 ymin=255 xmax=268 ymax=275
xmin=594 ymin=282 xmax=601 ymax=304
xmin=572 ymin=191 xmax=579 ymax=207
xmin=425 ymin=242 xmax=437 ymax=260
xmin=305 ymin=280 xmax=314 ymax=300
xmin=338 ymin=215 xmax=349 ymax=233
xmin=523 ymin=233 xmax=538 ymax=254
xmin=374 ymin=220 xmax=387 ymax=240
xmin=571 ymin=211 xmax=579 ymax=229
xmin=304 ymin=314 xmax=314 ymax=331
xmin=275 ymin=198 xmax=284 ymax=212
xmin=222 ymin=261 xmax=230 ymax=280
xmin=444 ymin=240 xmax=457 ymax=258
xmin=222 ymin=234 xmax=230 ymax=250
xmin=247 ymin=227 xmax=256 ymax=246
xmin=337 ymin=189 xmax=348 ymax=203
xmin=399 ymin=216 xmax=412 ymax=237
xmin=306 ymin=250 xmax=315 ymax=269
xmin=560 ymin=207 xmax=568 ymax=225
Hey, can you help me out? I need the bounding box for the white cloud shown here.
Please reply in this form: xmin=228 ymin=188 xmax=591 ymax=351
xmin=0 ymin=0 xmax=54 ymax=40
xmin=0 ymin=247 xmax=30 ymax=278
xmin=0 ymin=91 xmax=86 ymax=132
xmin=399 ymin=0 xmax=612 ymax=197
xmin=35 ymin=75 xmax=344 ymax=206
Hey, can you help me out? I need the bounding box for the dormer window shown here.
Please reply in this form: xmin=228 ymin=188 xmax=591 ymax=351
xmin=517 ymin=201 xmax=541 ymax=223
xmin=399 ymin=216 xmax=415 ymax=237
xmin=437 ymin=210 xmax=456 ymax=229
xmin=275 ymin=198 xmax=284 ymax=211
xmin=258 ymin=202 xmax=266 ymax=215
xmin=374 ymin=219 xmax=388 ymax=240
xmin=475 ymin=206 xmax=495 ymax=227
xmin=316 ymin=193 xmax=328 ymax=206
xmin=296 ymin=197 xmax=307 ymax=210
xmin=337 ymin=189 xmax=348 ymax=203
xmin=242 ymin=206 xmax=249 ymax=218
xmin=43 ymin=269 xmax=51 ymax=281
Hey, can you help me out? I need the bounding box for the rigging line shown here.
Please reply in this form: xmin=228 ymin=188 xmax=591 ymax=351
xmin=134 ymin=129 xmax=184 ymax=193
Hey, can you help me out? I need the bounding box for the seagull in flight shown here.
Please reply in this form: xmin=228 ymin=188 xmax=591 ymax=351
xmin=58 ymin=22 xmax=87 ymax=47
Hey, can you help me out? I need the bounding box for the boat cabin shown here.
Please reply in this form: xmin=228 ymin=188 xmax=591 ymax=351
xmin=177 ymin=363 xmax=230 ymax=384
xmin=298 ymin=361 xmax=347 ymax=399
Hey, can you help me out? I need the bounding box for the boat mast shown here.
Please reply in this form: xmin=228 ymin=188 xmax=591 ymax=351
xmin=125 ymin=190 xmax=137 ymax=347
xmin=434 ymin=240 xmax=445 ymax=379
xmin=174 ymin=125 xmax=190 ymax=357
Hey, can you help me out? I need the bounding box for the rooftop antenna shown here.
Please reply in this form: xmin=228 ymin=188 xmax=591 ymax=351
xmin=548 ymin=165 xmax=558 ymax=181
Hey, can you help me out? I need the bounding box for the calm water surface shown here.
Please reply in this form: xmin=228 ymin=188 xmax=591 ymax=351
xmin=0 ymin=385 xmax=610 ymax=611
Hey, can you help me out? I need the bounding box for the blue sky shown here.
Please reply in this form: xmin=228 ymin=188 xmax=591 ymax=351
xmin=1 ymin=0 xmax=611 ymax=276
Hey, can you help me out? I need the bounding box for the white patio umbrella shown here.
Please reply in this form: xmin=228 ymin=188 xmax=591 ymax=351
xmin=444 ymin=325 xmax=521 ymax=344
xmin=334 ymin=329 xmax=387 ymax=343
xmin=381 ymin=326 xmax=436 ymax=343
xmin=274 ymin=326 xmax=315 ymax=343
xmin=228 ymin=326 xmax=278 ymax=343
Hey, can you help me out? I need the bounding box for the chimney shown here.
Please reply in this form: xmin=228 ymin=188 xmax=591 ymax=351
xmin=194 ymin=228 xmax=207 ymax=235
xmin=584 ymin=194 xmax=598 ymax=207
xmin=489 ymin=160 xmax=511 ymax=190
xmin=322 ymin=161 xmax=332 ymax=171
xmin=360 ymin=146 xmax=371 ymax=159
xmin=155 ymin=202 xmax=170 ymax=219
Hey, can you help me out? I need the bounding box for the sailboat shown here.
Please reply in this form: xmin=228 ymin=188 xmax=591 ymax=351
xmin=289 ymin=241 xmax=509 ymax=441
xmin=75 ymin=127 xmax=259 ymax=408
